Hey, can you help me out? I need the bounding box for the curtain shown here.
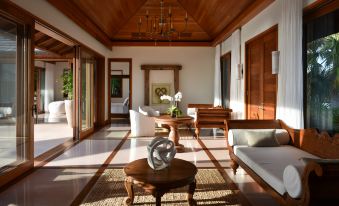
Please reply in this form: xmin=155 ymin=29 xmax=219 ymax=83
xmin=230 ymin=29 xmax=241 ymax=118
xmin=276 ymin=0 xmax=304 ymax=129
xmin=213 ymin=44 xmax=222 ymax=106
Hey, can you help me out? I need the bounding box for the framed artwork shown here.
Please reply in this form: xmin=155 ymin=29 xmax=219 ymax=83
xmin=111 ymin=76 xmax=122 ymax=97
xmin=151 ymin=83 xmax=171 ymax=104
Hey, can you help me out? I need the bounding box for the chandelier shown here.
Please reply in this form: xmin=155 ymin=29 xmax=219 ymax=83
xmin=132 ymin=0 xmax=191 ymax=41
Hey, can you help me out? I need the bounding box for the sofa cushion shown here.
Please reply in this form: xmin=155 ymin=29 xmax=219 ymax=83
xmin=244 ymin=130 xmax=279 ymax=147
xmin=139 ymin=106 xmax=160 ymax=117
xmin=228 ymin=129 xmax=290 ymax=146
xmin=283 ymin=164 xmax=304 ymax=198
xmin=234 ymin=145 xmax=319 ymax=195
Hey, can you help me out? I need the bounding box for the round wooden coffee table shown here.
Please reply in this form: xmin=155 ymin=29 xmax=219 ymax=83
xmin=124 ymin=158 xmax=197 ymax=206
xmin=154 ymin=115 xmax=193 ymax=152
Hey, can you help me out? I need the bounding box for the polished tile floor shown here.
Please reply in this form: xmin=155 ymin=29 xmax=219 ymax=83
xmin=0 ymin=122 xmax=279 ymax=206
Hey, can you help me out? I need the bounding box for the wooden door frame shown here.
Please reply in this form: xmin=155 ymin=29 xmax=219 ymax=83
xmin=245 ymin=25 xmax=278 ymax=119
xmin=107 ymin=58 xmax=132 ymax=119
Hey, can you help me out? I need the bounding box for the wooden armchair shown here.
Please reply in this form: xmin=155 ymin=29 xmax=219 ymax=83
xmin=194 ymin=107 xmax=232 ymax=137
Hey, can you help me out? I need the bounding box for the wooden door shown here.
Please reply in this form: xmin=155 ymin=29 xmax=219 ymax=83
xmin=246 ymin=26 xmax=278 ymax=120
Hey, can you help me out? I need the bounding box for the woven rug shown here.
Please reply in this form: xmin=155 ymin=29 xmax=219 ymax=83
xmin=81 ymin=169 xmax=240 ymax=206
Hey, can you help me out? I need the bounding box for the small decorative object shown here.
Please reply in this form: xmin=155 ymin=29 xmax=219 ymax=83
xmin=272 ymin=51 xmax=280 ymax=74
xmin=160 ymin=92 xmax=183 ymax=117
xmin=147 ymin=137 xmax=176 ymax=170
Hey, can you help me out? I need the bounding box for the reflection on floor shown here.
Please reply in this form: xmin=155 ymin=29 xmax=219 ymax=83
xmin=34 ymin=113 xmax=73 ymax=157
xmin=0 ymin=122 xmax=279 ymax=206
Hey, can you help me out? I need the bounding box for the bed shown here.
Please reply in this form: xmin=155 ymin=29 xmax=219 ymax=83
xmin=111 ymin=97 xmax=129 ymax=114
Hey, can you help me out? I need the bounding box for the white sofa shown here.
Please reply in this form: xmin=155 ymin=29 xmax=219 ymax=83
xmin=225 ymin=120 xmax=339 ymax=206
xmin=229 ymin=129 xmax=319 ymax=198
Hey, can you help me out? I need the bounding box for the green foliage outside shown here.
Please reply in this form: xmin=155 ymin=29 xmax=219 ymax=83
xmin=307 ymin=33 xmax=339 ymax=133
xmin=61 ymin=69 xmax=73 ymax=100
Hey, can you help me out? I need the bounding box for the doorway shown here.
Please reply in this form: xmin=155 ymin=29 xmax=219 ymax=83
xmin=108 ymin=58 xmax=132 ymax=120
xmin=245 ymin=25 xmax=278 ymax=120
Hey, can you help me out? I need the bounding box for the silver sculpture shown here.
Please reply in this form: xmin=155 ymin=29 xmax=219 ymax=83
xmin=147 ymin=137 xmax=176 ymax=170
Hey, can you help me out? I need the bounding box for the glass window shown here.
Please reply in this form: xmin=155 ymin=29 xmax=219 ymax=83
xmin=0 ymin=16 xmax=28 ymax=171
xmin=81 ymin=50 xmax=95 ymax=131
xmin=221 ymin=53 xmax=231 ymax=108
xmin=304 ymin=10 xmax=339 ymax=134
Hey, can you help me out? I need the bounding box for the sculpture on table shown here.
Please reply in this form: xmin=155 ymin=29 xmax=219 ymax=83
xmin=147 ymin=137 xmax=176 ymax=170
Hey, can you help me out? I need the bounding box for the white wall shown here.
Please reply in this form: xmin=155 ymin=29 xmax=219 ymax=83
xmin=110 ymin=46 xmax=215 ymax=114
xmin=220 ymin=0 xmax=318 ymax=118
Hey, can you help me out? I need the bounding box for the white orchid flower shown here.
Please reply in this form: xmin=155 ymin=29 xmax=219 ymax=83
xmin=174 ymin=92 xmax=182 ymax=102
xmin=160 ymin=95 xmax=173 ymax=101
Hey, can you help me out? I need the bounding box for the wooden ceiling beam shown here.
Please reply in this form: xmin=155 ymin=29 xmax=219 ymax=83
xmin=112 ymin=41 xmax=212 ymax=47
xmin=35 ymin=45 xmax=63 ymax=57
xmin=35 ymin=22 xmax=75 ymax=46
xmin=47 ymin=0 xmax=113 ymax=49
xmin=35 ymin=35 xmax=51 ymax=45
xmin=46 ymin=41 xmax=63 ymax=51
xmin=60 ymin=47 xmax=74 ymax=55
xmin=212 ymin=0 xmax=274 ymax=46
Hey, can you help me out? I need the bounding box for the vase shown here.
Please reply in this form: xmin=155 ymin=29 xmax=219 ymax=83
xmin=171 ymin=111 xmax=176 ymax=118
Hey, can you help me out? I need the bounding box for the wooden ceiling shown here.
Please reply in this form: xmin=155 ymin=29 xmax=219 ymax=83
xmin=34 ymin=30 xmax=74 ymax=60
xmin=47 ymin=0 xmax=274 ymax=47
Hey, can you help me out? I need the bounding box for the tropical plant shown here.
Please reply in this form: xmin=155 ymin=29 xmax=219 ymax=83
xmin=61 ymin=69 xmax=73 ymax=100
xmin=306 ymin=33 xmax=339 ymax=134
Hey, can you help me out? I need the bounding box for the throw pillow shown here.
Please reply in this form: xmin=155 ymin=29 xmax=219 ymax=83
xmin=245 ymin=130 xmax=279 ymax=147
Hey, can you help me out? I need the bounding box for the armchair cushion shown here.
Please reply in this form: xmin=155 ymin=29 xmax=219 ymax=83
xmin=138 ymin=106 xmax=160 ymax=117
xmin=129 ymin=110 xmax=155 ymax=137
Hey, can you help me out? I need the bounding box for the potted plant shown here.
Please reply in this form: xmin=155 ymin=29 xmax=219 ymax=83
xmin=160 ymin=92 xmax=183 ymax=117
xmin=61 ymin=69 xmax=74 ymax=127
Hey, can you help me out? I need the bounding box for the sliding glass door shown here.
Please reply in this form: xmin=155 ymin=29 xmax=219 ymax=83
xmin=80 ymin=49 xmax=95 ymax=135
xmin=0 ymin=14 xmax=32 ymax=183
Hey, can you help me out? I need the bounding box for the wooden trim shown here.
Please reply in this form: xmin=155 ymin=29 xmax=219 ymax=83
xmin=107 ymin=58 xmax=133 ymax=117
xmin=220 ymin=52 xmax=231 ymax=108
xmin=112 ymin=41 xmax=212 ymax=47
xmin=46 ymin=0 xmax=112 ymax=49
xmin=212 ymin=0 xmax=274 ymax=46
xmin=141 ymin=64 xmax=182 ymax=106
xmin=303 ymin=0 xmax=339 ymax=22
xmin=70 ymin=131 xmax=130 ymax=205
xmin=141 ymin=64 xmax=182 ymax=70
xmin=35 ymin=22 xmax=75 ymax=46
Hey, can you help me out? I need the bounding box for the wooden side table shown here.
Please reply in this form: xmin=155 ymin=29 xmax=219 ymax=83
xmin=124 ymin=158 xmax=197 ymax=206
xmin=154 ymin=115 xmax=193 ymax=152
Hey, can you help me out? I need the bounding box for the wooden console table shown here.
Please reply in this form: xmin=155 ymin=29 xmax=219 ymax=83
xmin=124 ymin=158 xmax=197 ymax=206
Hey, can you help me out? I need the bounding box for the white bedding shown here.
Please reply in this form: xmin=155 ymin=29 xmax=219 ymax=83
xmin=111 ymin=103 xmax=128 ymax=114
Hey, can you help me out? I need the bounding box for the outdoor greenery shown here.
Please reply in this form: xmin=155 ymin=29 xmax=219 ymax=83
xmin=61 ymin=69 xmax=73 ymax=100
xmin=306 ymin=33 xmax=339 ymax=134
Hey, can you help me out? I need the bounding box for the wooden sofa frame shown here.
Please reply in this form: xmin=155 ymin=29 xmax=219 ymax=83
xmin=187 ymin=104 xmax=232 ymax=137
xmin=225 ymin=119 xmax=339 ymax=206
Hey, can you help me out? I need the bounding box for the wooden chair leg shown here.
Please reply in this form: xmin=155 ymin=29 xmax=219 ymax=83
xmin=231 ymin=160 xmax=239 ymax=175
xmin=195 ymin=128 xmax=200 ymax=138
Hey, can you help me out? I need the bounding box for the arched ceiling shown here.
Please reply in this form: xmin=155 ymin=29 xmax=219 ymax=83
xmin=47 ymin=0 xmax=274 ymax=47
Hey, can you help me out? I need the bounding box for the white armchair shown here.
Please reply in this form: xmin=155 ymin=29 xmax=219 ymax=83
xmin=138 ymin=106 xmax=160 ymax=117
xmin=129 ymin=110 xmax=155 ymax=137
